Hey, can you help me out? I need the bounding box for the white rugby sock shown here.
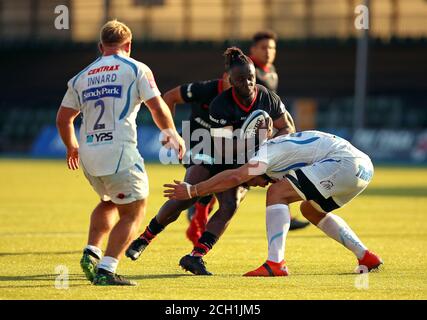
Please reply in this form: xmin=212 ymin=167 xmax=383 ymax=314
xmin=266 ymin=204 xmax=290 ymax=263
xmin=98 ymin=256 xmax=119 ymax=273
xmin=317 ymin=213 xmax=367 ymax=259
xmin=85 ymin=245 xmax=102 ymax=260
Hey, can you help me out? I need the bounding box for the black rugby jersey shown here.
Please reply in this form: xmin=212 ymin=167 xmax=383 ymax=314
xmin=250 ymin=56 xmax=279 ymax=93
xmin=180 ymin=79 xmax=225 ymax=131
xmin=209 ymin=84 xmax=286 ymax=131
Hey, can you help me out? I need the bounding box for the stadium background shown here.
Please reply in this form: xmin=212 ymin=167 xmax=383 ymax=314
xmin=1 ymin=0 xmax=427 ymax=301
xmin=1 ymin=0 xmax=426 ymax=162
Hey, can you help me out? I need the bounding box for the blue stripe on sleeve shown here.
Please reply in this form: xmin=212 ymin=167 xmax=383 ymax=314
xmin=269 ymin=136 xmax=320 ymax=145
xmin=113 ymin=54 xmax=138 ymax=77
xmin=119 ymin=80 xmax=135 ymax=120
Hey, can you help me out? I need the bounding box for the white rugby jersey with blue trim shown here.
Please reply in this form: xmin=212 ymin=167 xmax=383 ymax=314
xmin=61 ymin=53 xmax=160 ymax=176
xmin=250 ymin=130 xmax=369 ymax=180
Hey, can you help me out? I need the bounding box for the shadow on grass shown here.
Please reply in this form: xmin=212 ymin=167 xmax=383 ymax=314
xmin=130 ymin=274 xmax=195 ymax=280
xmin=0 ymin=284 xmax=89 ymax=289
xmin=0 ymin=273 xmax=194 ymax=289
xmin=0 ymin=273 xmax=91 ymax=289
xmin=0 ymin=274 xmax=86 ymax=282
xmin=0 ymin=251 xmax=81 ymax=257
xmin=359 ymin=186 xmax=427 ymax=198
xmin=290 ymin=272 xmax=356 ymax=277
xmin=0 ymin=282 xmax=91 ymax=288
xmin=0 ymin=232 xmax=85 ymax=237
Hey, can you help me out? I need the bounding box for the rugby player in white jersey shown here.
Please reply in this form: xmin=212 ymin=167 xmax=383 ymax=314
xmin=56 ymin=20 xmax=185 ymax=286
xmin=164 ymin=115 xmax=383 ymax=276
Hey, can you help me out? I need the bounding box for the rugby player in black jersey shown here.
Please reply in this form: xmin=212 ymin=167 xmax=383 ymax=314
xmin=176 ymin=47 xmax=296 ymax=275
xmin=125 ymin=47 xmax=295 ymax=275
xmin=125 ymin=74 xmax=230 ymax=260
xmin=162 ymin=74 xmax=230 ymax=245
xmin=250 ymin=30 xmax=310 ymax=231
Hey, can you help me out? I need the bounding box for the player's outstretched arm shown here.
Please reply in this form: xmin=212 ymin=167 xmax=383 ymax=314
xmin=56 ymin=106 xmax=80 ymax=170
xmin=162 ymin=86 xmax=184 ymax=116
xmin=145 ymin=95 xmax=186 ymax=159
xmin=164 ymin=161 xmax=267 ymax=200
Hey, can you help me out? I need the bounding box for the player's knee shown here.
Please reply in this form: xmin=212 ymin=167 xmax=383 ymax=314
xmin=266 ymin=182 xmax=291 ymax=204
xmin=300 ymin=202 xmax=311 ymax=219
xmin=218 ymin=199 xmax=239 ymax=218
xmin=91 ymin=222 xmax=111 ymax=234
xmin=116 ymin=200 xmax=145 ymax=221
xmin=300 ymin=201 xmax=326 ymax=225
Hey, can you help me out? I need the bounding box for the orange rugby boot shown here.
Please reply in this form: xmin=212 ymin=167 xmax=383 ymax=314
xmin=244 ymin=260 xmax=289 ymax=277
xmin=356 ymin=250 xmax=383 ymax=273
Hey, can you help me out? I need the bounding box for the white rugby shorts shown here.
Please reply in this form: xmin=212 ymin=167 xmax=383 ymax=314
xmin=82 ymin=159 xmax=149 ymax=205
xmin=285 ymin=156 xmax=373 ymax=212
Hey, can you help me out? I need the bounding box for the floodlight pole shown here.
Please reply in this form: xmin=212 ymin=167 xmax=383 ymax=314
xmin=353 ymin=0 xmax=370 ymax=131
xmin=104 ymin=0 xmax=112 ymax=22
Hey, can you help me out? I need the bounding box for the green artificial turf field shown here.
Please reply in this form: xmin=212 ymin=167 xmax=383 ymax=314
xmin=0 ymin=159 xmax=426 ymax=299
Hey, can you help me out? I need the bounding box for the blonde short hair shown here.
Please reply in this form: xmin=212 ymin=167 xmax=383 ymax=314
xmin=100 ymin=19 xmax=132 ymax=46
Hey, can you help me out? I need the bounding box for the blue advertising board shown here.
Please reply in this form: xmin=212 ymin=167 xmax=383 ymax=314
xmin=31 ymin=125 xmax=167 ymax=161
xmin=30 ymin=126 xmax=427 ymax=164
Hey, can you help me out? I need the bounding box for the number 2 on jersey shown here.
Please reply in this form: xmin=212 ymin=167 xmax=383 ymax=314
xmin=93 ymin=100 xmax=106 ymax=130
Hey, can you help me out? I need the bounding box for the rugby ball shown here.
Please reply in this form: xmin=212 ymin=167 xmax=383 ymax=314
xmin=240 ymin=110 xmax=270 ymax=139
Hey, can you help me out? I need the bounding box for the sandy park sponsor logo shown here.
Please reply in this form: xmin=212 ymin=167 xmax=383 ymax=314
xmin=82 ymin=85 xmax=122 ymax=102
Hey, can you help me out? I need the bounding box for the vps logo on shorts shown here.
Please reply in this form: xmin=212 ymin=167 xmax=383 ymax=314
xmin=82 ymin=85 xmax=122 ymax=102
xmin=86 ymin=132 xmax=113 ymax=144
